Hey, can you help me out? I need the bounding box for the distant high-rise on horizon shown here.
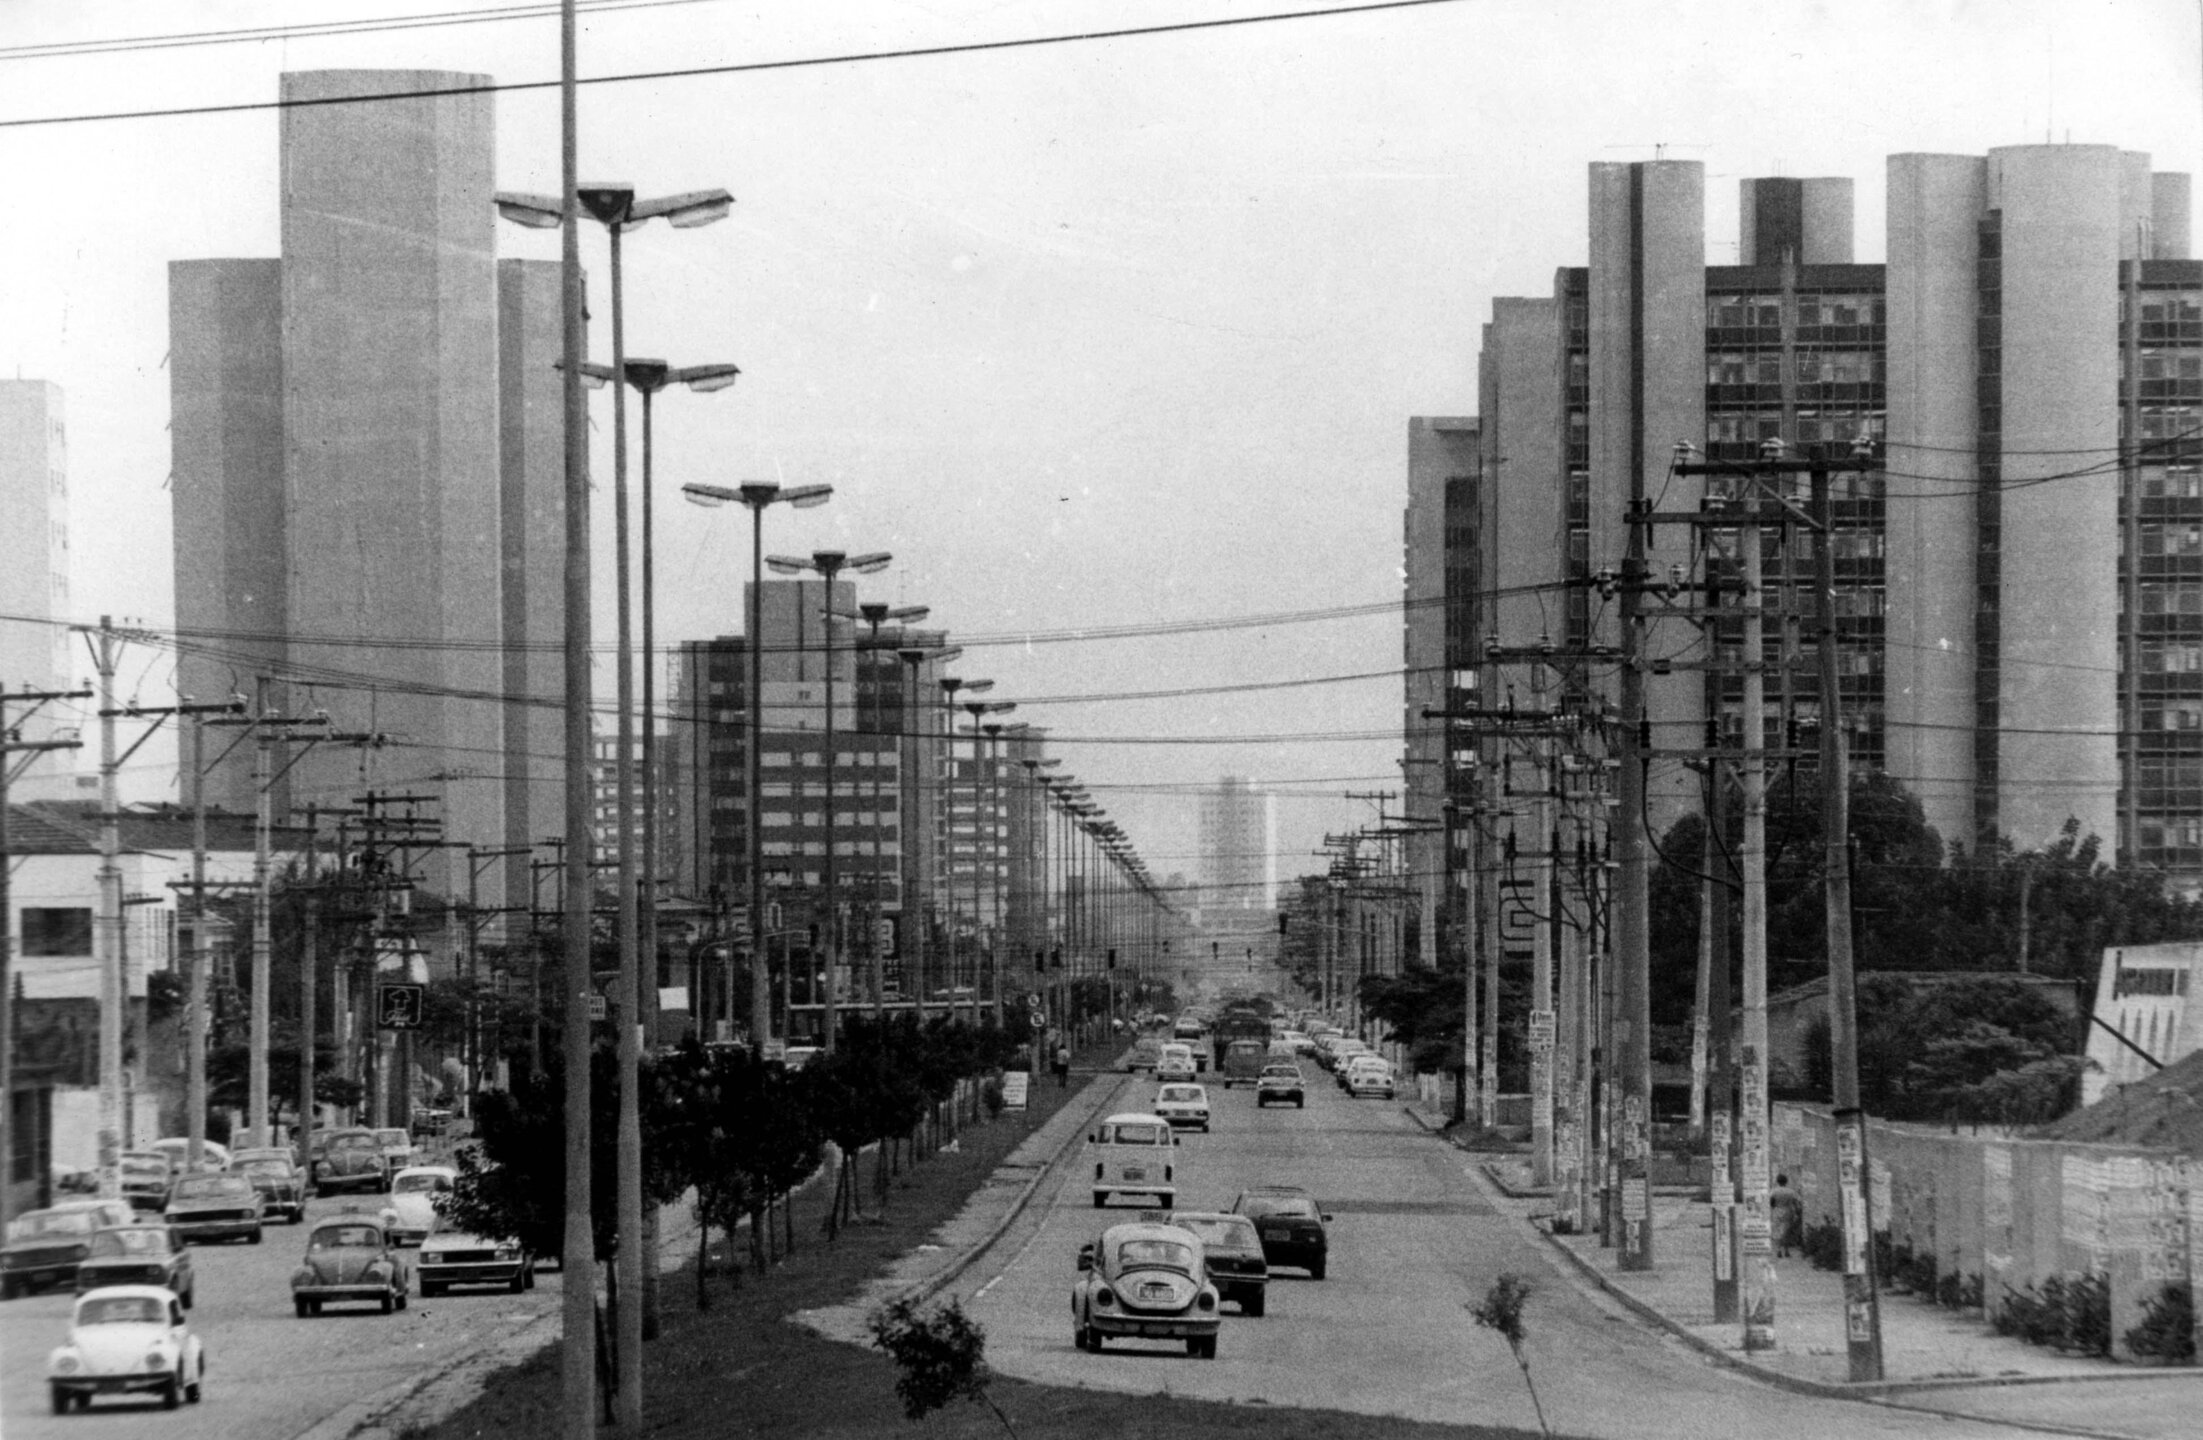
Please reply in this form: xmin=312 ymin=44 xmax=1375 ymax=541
xmin=1197 ymin=777 xmax=1272 ymax=910
xmin=168 ymin=70 xmax=564 ymax=910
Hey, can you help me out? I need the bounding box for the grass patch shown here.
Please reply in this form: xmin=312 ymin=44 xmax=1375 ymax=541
xmin=414 ymin=1047 xmax=1551 ymax=1440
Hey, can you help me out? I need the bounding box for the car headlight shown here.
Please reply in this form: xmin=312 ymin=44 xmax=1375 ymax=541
xmin=419 ymin=1252 xmax=441 ymax=1265
xmin=495 ymin=1245 xmax=519 ymax=1260
xmin=1093 ymin=1287 xmax=1115 ymax=1307
xmin=53 ymin=1354 xmax=80 ymax=1375
xmin=145 ymin=1349 xmax=170 ymax=1372
xmin=1196 ymin=1290 xmax=1216 ymax=1310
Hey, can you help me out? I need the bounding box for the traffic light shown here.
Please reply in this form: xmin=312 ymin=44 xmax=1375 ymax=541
xmin=1034 ymin=950 xmax=1046 ymax=975
xmin=1107 ymin=949 xmax=1117 ymax=970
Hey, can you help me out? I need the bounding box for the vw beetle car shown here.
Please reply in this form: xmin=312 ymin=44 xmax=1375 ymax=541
xmin=386 ymin=1165 xmax=457 ymax=1246
xmin=1341 ymin=1055 xmax=1397 ymax=1099
xmin=74 ymin=1226 xmax=195 ymax=1308
xmin=417 ymin=1223 xmax=532 ymax=1296
xmin=46 ymin=1285 xmax=204 ymax=1412
xmin=2 ymin=1200 xmax=138 ymax=1298
xmin=291 ymin=1216 xmax=410 ymax=1315
xmin=1070 ymin=1221 xmax=1220 ymax=1357
xmin=312 ymin=1128 xmax=390 ymax=1194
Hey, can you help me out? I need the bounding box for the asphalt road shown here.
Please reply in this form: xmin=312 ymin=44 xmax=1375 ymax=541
xmin=0 ymin=1192 xmax=562 ymax=1440
xmin=961 ymin=1067 xmax=2105 ymax=1440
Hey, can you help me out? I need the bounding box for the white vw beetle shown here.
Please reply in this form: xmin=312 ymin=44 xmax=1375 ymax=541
xmin=47 ymin=1285 xmax=205 ymax=1412
xmin=386 ymin=1165 xmax=458 ymax=1246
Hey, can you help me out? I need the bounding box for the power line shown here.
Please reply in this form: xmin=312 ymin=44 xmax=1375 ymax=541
xmin=0 ymin=0 xmax=1477 ymax=130
xmin=0 ymin=0 xmax=721 ymax=61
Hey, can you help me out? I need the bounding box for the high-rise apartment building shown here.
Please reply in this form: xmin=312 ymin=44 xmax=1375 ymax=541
xmin=0 ymin=381 xmax=76 ymax=798
xmin=1197 ymin=777 xmax=1272 ymax=911
xmin=169 ymin=72 xmax=563 ymax=910
xmin=1403 ymin=417 xmax=1480 ymax=966
xmin=1423 ymin=145 xmax=2200 ymax=891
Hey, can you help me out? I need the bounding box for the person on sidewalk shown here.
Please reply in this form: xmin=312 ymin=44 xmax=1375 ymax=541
xmin=1770 ymin=1173 xmax=1804 ymax=1259
xmin=1054 ymin=1043 xmax=1072 ymax=1089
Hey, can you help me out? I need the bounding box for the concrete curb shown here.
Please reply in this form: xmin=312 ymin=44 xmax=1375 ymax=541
xmin=901 ymin=1069 xmax=1131 ymax=1307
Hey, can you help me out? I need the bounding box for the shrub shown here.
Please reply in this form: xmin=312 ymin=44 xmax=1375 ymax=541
xmin=867 ymin=1296 xmax=1015 ymax=1436
xmin=2061 ymin=1271 xmax=2112 ymax=1358
xmin=981 ymin=1078 xmax=1005 ymax=1118
xmin=1799 ymin=1216 xmax=1844 ymax=1272
xmin=2123 ymin=1280 xmax=2196 ymax=1364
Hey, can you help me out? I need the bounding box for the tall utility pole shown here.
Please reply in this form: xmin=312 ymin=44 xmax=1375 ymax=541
xmin=1612 ymin=514 xmax=1655 ymax=1271
xmin=1815 ymin=452 xmax=1884 ymax=1381
xmin=1735 ymin=495 xmax=1774 ymax=1344
xmin=0 ymin=684 xmax=88 ymax=1232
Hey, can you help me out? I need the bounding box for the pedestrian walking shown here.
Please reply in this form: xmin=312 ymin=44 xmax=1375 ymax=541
xmin=1053 ymin=1043 xmax=1072 ymax=1089
xmin=1770 ymin=1173 xmax=1804 ymax=1258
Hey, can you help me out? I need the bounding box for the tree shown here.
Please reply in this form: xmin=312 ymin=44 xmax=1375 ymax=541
xmin=867 ymin=1296 xmax=1016 ymax=1437
xmin=1802 ymin=973 xmax=2082 ymax=1123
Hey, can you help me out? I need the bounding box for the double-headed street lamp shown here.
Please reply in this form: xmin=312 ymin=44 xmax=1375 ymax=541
xmin=681 ymin=482 xmax=832 ymax=1051
xmin=959 ymin=697 xmax=1015 ymax=1026
xmin=766 ymin=549 xmax=892 ymax=1054
xmin=832 ymin=603 xmax=928 ymax=1014
xmin=936 ymin=675 xmax=991 ymax=1021
xmin=897 ymin=642 xmax=958 ymax=1014
xmin=496 ymin=180 xmax=732 ymax=1434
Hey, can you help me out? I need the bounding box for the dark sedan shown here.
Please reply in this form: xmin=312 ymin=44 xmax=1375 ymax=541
xmin=1254 ymin=1063 xmax=1306 ymax=1108
xmin=1 ymin=1201 xmax=138 ymax=1298
xmin=1231 ymin=1186 xmax=1330 ymax=1280
xmin=231 ymin=1155 xmax=308 ymax=1223
xmin=74 ymin=1225 xmax=196 ymax=1308
xmin=312 ymin=1129 xmax=390 ymax=1195
xmin=164 ymin=1174 xmax=266 ymax=1244
xmin=1165 ymin=1210 xmax=1270 ymax=1315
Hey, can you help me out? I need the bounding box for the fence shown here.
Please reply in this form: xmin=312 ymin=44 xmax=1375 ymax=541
xmin=1773 ymin=1102 xmax=2199 ymax=1360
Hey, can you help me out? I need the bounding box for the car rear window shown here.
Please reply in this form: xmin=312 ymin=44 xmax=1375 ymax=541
xmin=88 ymin=1228 xmax=170 ymax=1256
xmin=311 ymin=1225 xmax=383 ymax=1249
xmin=1115 ymin=1239 xmax=1196 ymax=1270
xmin=1099 ymin=1122 xmax=1168 ymax=1145
xmin=1173 ymin=1216 xmax=1258 ymax=1248
xmin=1240 ymin=1195 xmax=1318 ymax=1218
xmin=172 ymin=1176 xmax=251 ymax=1200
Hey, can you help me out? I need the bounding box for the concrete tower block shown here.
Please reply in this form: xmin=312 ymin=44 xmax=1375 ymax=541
xmin=1989 ymin=145 xmax=2122 ymax=854
xmin=1589 ymin=160 xmax=1705 ymax=826
xmin=279 ymin=70 xmax=503 ymax=899
xmin=1798 ymin=178 xmax=1855 ymax=264
xmin=1484 ymin=297 xmax=1562 ymax=651
xmin=499 ymin=258 xmax=567 ymax=910
xmin=2120 ymin=151 xmax=2156 ymax=259
xmin=1738 ymin=177 xmax=1854 ymax=264
xmin=2152 ymin=173 xmax=2192 ymax=259
xmin=168 ymin=260 xmax=286 ymax=816
xmin=1884 ymin=153 xmax=1985 ymax=853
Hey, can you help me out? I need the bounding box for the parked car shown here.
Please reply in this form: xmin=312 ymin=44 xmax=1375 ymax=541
xmin=311 ymin=1128 xmax=390 ymax=1195
xmin=229 ymin=1154 xmax=308 ymax=1223
xmin=416 ymin=1223 xmax=531 ymax=1296
xmin=1278 ymin=1029 xmax=1314 ymax=1055
xmin=163 ymin=1174 xmax=266 ymax=1245
xmin=1163 ymin=1210 xmax=1269 ymax=1315
xmin=1151 ymin=1083 xmax=1211 ymax=1132
xmin=2 ymin=1201 xmax=139 ymax=1298
xmin=74 ymin=1226 xmax=196 ymax=1308
xmin=385 ymin=1165 xmax=457 ymax=1246
xmin=1231 ymin=1186 xmax=1330 ymax=1279
xmin=1070 ymin=1221 xmax=1220 ymax=1357
xmin=1255 ymin=1062 xmax=1307 ymax=1108
xmin=1341 ymin=1056 xmax=1397 ymax=1099
xmin=46 ymin=1286 xmax=204 ymax=1412
xmin=119 ymin=1152 xmax=175 ymax=1214
xmin=291 ymin=1216 xmax=409 ymax=1316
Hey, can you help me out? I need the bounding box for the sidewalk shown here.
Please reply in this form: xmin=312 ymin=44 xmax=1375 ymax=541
xmin=1401 ymin=1100 xmax=2203 ymax=1436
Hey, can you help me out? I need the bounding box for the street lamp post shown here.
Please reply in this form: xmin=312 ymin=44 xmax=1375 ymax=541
xmin=680 ymin=482 xmax=833 ymax=1053
xmin=766 ymin=550 xmax=892 ymax=1055
xmin=936 ymin=675 xmax=992 ymax=1023
xmin=960 ymin=699 xmax=1015 ymax=1027
xmin=896 ymin=643 xmax=959 ymax=1018
xmin=834 ymin=604 xmax=928 ymax=1015
xmin=496 ymin=179 xmax=732 ymax=1437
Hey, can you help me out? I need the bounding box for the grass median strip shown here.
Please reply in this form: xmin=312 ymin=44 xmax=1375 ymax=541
xmin=410 ymin=1053 xmax=1549 ymax=1440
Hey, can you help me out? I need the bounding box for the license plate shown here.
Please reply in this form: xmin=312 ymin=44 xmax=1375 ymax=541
xmin=1262 ymin=1226 xmax=1290 ymax=1240
xmin=1122 ymin=1168 xmax=1146 ymax=1181
xmin=1141 ymin=1323 xmax=1177 ymax=1336
xmin=1140 ymin=1283 xmax=1171 ymax=1301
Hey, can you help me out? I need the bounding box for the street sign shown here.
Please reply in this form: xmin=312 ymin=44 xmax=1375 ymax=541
xmin=586 ymin=992 xmax=607 ymax=1021
xmin=377 ymin=983 xmax=425 ymax=1030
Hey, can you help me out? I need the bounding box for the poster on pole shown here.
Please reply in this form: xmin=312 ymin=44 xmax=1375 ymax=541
xmin=1001 ymin=1071 xmax=1030 ymax=1111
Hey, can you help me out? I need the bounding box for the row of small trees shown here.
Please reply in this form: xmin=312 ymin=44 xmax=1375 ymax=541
xmin=442 ymin=1010 xmax=1037 ymax=1310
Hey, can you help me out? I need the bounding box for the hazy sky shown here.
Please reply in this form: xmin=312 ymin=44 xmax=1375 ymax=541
xmin=1 ymin=0 xmax=2197 ymax=890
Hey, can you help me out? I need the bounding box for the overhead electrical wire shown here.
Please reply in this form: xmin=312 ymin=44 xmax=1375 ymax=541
xmin=0 ymin=0 xmax=1477 ymax=130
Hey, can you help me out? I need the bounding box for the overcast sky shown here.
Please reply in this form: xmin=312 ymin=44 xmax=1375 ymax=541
xmin=1 ymin=0 xmax=2197 ymax=894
